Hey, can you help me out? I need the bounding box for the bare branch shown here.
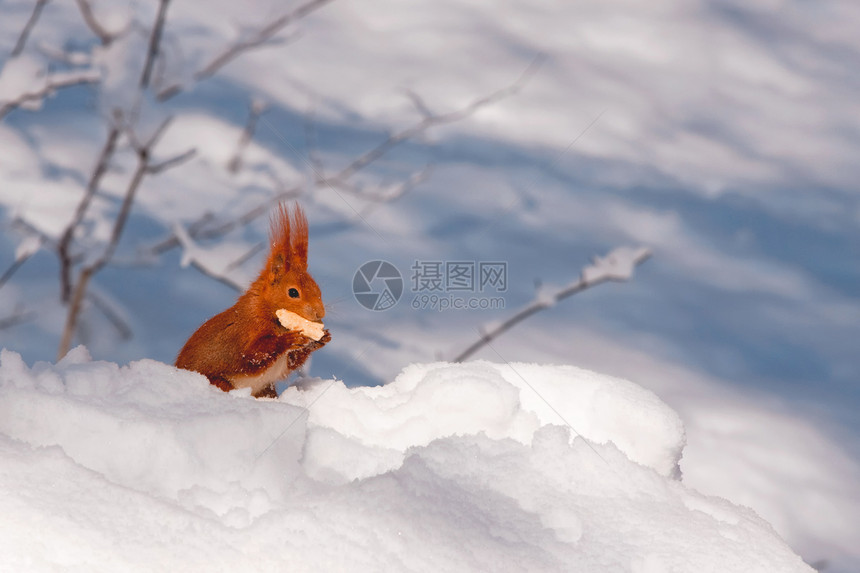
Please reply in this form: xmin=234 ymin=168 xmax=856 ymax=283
xmin=330 ymin=54 xmax=544 ymax=183
xmin=140 ymin=184 xmax=303 ymax=258
xmin=75 ymin=0 xmax=115 ymax=45
xmin=452 ymin=246 xmax=651 ymax=363
xmin=58 ymin=121 xmax=121 ymax=302
xmin=403 ymin=88 xmax=434 ymax=120
xmin=145 ymin=57 xmax=539 ymax=275
xmin=0 ymin=306 xmax=34 ymax=330
xmin=58 ymin=119 xmax=188 ymax=359
xmin=58 ymin=265 xmax=95 ymax=359
xmin=303 ymin=105 xmax=326 ymax=176
xmin=0 ymin=69 xmax=100 ymax=120
xmin=224 ymin=242 xmax=265 ymax=273
xmin=228 ymin=98 xmax=267 ymax=173
xmin=146 ymin=148 xmax=196 ymax=174
xmin=139 ymin=0 xmax=171 ymax=89
xmin=11 ymin=0 xmax=51 ymax=56
xmin=0 ymin=254 xmax=32 ymax=292
xmin=330 ymin=164 xmax=433 ymax=203
xmin=87 ymin=290 xmax=132 ymax=340
xmin=157 ymin=0 xmax=333 ymax=100
xmin=58 ymin=152 xmax=145 ymax=359
xmin=99 ymin=155 xmax=148 ymax=270
xmin=195 ymin=0 xmax=332 ymax=81
xmin=295 ymin=56 xmax=541 ymax=205
xmin=150 ymin=48 xmax=168 ymax=93
xmin=142 ymin=115 xmax=174 ymax=149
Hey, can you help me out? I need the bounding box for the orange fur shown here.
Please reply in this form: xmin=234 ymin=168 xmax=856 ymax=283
xmin=175 ymin=203 xmax=330 ymax=398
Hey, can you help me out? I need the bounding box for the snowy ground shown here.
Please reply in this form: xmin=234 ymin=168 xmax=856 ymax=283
xmin=0 ymin=348 xmax=812 ymax=572
xmin=1 ymin=0 xmax=859 ymax=570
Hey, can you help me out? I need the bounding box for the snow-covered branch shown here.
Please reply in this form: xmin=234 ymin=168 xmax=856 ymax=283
xmin=0 ymin=237 xmax=40 ymax=293
xmin=74 ymin=0 xmax=118 ymax=45
xmin=453 ymin=246 xmax=652 ymax=362
xmin=172 ymin=222 xmax=247 ymax=292
xmin=0 ymin=62 xmax=100 ymax=120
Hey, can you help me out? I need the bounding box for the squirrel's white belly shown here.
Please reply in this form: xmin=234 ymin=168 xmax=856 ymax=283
xmin=230 ymin=353 xmax=291 ymax=394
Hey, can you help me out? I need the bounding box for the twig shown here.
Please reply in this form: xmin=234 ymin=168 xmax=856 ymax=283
xmin=75 ymin=0 xmax=115 ymax=45
xmin=87 ymin=290 xmax=132 ymax=339
xmin=0 ymin=307 xmax=34 ymax=330
xmin=146 ymin=57 xmax=541 ymax=264
xmin=0 ymin=254 xmax=33 ymax=292
xmin=11 ymin=0 xmax=51 ymax=56
xmin=140 ymin=184 xmax=303 ymax=257
xmin=146 ymin=148 xmax=196 ymax=173
xmin=58 ymin=119 xmax=122 ymax=302
xmin=189 ymin=259 xmax=244 ymax=292
xmin=402 ymin=89 xmax=434 ymax=120
xmin=172 ymin=221 xmax=247 ymax=292
xmin=57 ymin=118 xmax=190 ymax=359
xmin=303 ymin=105 xmax=325 ymax=175
xmin=331 ymin=164 xmax=433 ymax=203
xmin=139 ymin=0 xmax=171 ymax=89
xmin=452 ymin=246 xmax=651 ymax=362
xmin=297 ymin=56 xmax=542 ymax=204
xmin=329 ymin=54 xmax=545 ymax=185
xmin=224 ymin=242 xmax=265 ymax=272
xmin=157 ymin=0 xmax=334 ymax=100
xmin=194 ymin=0 xmax=332 ymax=82
xmin=228 ymin=98 xmax=267 ymax=173
xmin=98 ymin=119 xmax=175 ymax=268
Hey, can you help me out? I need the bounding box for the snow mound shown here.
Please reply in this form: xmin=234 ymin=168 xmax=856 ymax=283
xmin=286 ymin=361 xmax=685 ymax=481
xmin=0 ymin=348 xmax=811 ymax=572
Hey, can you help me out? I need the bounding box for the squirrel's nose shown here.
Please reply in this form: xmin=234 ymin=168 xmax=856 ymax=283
xmin=310 ymin=303 xmax=325 ymax=321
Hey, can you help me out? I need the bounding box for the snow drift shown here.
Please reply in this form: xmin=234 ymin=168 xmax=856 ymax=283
xmin=0 ymin=348 xmax=811 ymax=572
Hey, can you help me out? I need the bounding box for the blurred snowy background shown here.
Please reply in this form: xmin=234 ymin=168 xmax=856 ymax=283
xmin=0 ymin=0 xmax=858 ymax=570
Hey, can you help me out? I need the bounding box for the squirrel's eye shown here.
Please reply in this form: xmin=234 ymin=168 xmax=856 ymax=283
xmin=288 ymin=288 xmax=300 ymax=298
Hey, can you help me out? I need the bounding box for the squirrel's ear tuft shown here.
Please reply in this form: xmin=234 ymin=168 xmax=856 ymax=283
xmin=267 ymin=204 xmax=292 ymax=280
xmin=266 ymin=203 xmax=308 ymax=277
xmin=290 ymin=204 xmax=309 ymax=270
xmin=270 ymin=203 xmax=292 ymax=254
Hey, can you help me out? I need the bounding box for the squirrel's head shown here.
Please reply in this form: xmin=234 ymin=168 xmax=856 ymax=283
xmin=258 ymin=203 xmax=325 ymax=322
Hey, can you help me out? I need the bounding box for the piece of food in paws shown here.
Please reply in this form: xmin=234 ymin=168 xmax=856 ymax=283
xmin=276 ymin=308 xmax=325 ymax=341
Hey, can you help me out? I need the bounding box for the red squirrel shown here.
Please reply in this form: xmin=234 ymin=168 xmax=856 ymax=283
xmin=175 ymin=203 xmax=330 ymax=398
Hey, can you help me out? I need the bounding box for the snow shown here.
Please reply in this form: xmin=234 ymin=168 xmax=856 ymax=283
xmin=0 ymin=53 xmax=99 ymax=115
xmin=288 ymin=361 xmax=684 ymax=480
xmin=0 ymin=0 xmax=859 ymax=570
xmin=0 ymin=348 xmax=811 ymax=572
xmin=581 ymin=246 xmax=652 ymax=285
xmin=0 ymin=54 xmax=43 ymax=102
